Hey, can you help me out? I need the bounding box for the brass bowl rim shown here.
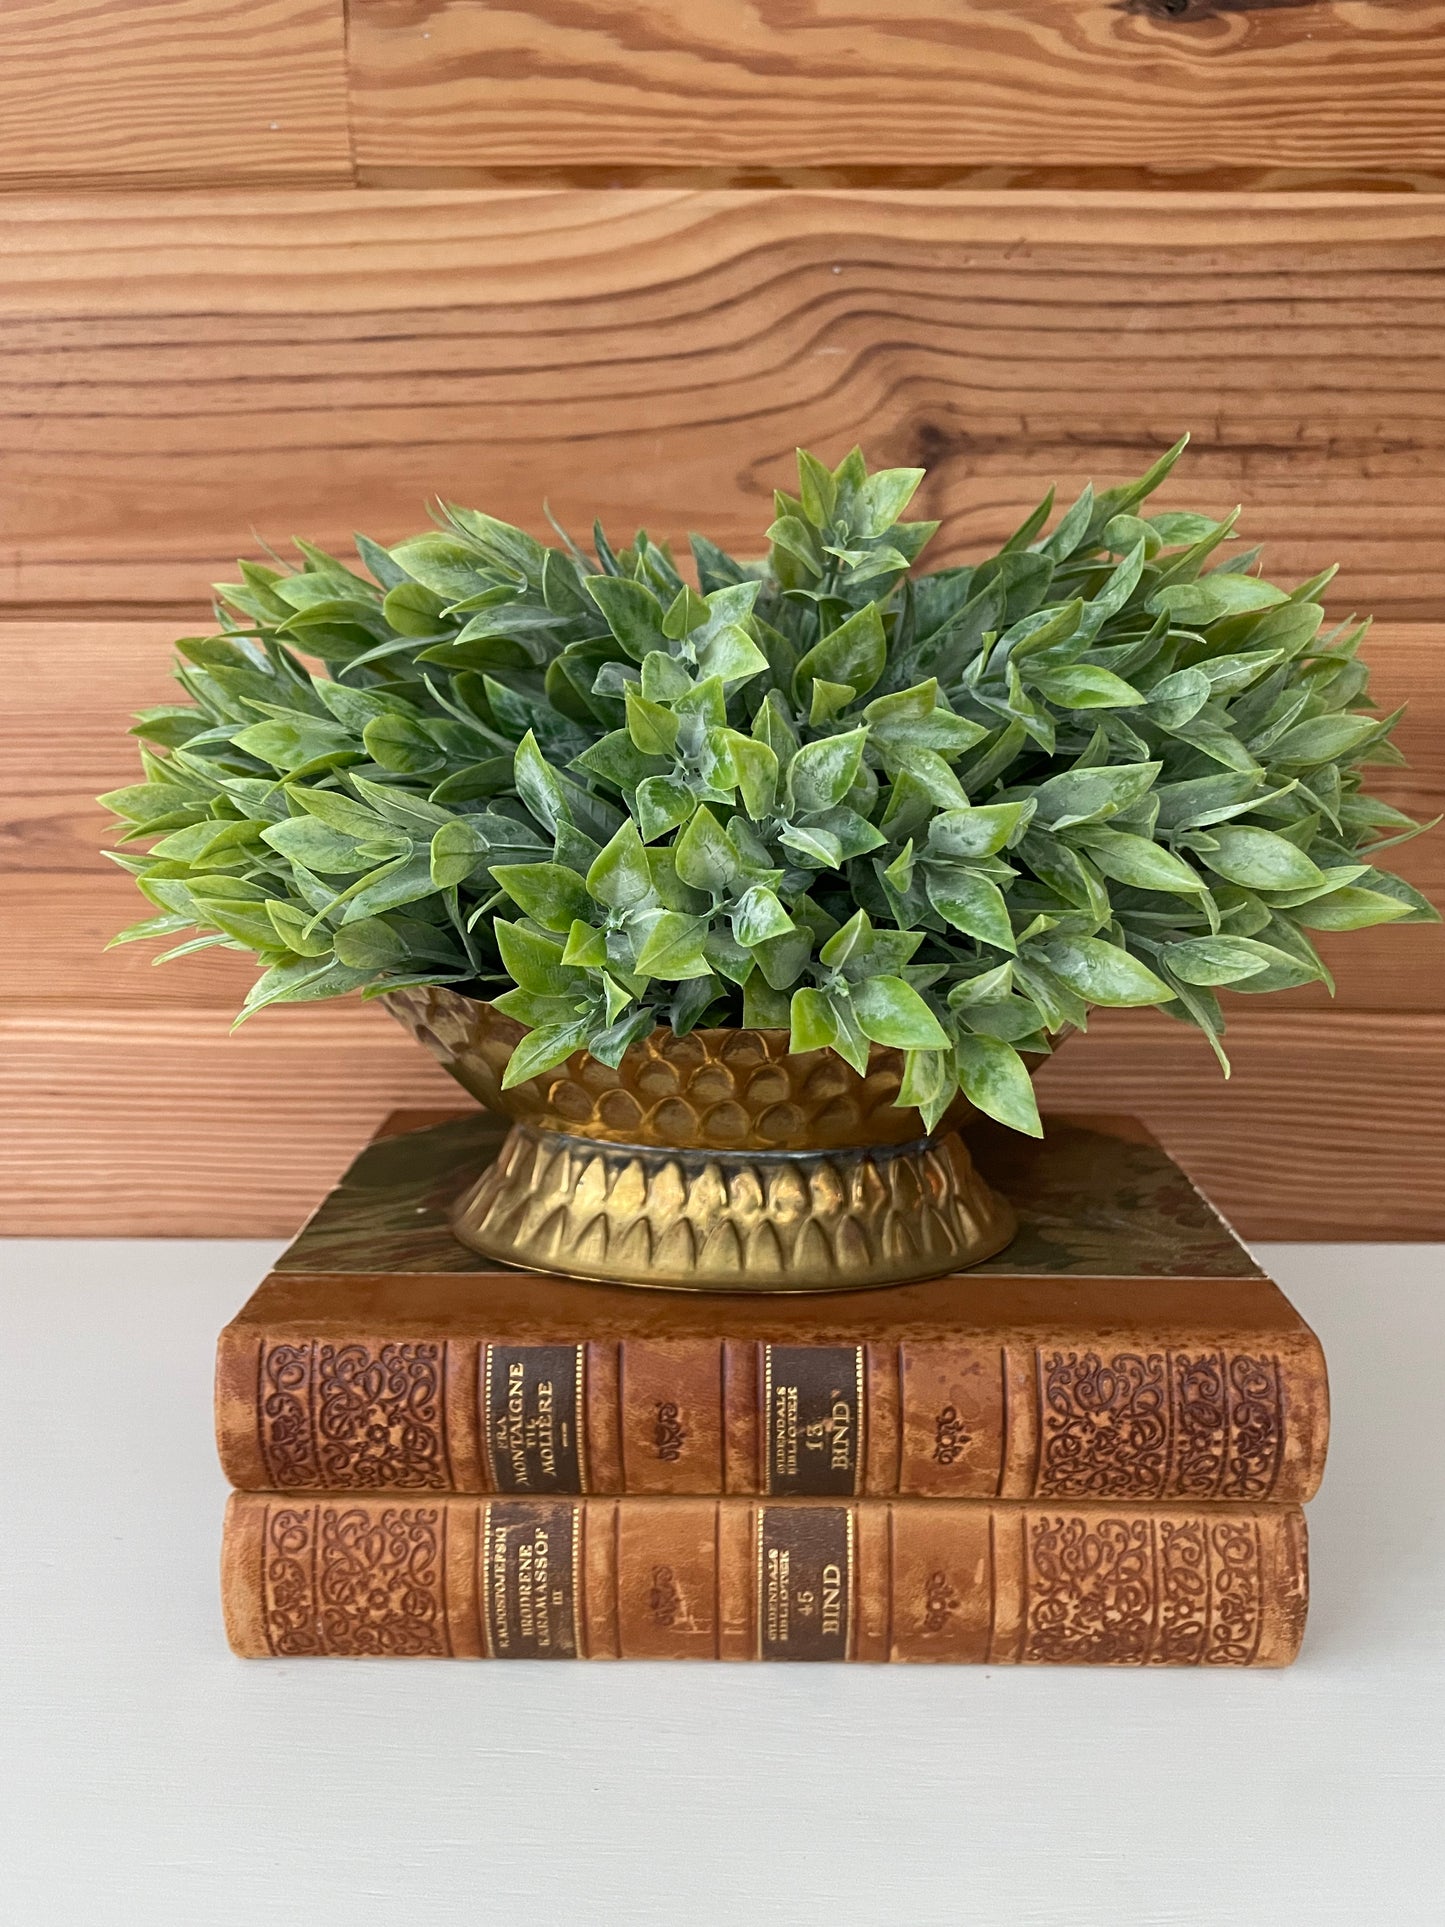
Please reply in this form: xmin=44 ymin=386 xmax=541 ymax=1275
xmin=382 ymin=984 xmax=978 ymax=1152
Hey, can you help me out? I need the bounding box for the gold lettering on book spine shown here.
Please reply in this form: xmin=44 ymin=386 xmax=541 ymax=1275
xmin=1036 ymin=1351 xmax=1285 ymax=1501
xmin=481 ymin=1501 xmax=581 ymax=1658
xmin=1022 ymin=1511 xmax=1265 ymax=1666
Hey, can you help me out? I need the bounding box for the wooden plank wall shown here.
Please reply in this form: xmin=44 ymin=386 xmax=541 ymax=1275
xmin=2 ymin=3 xmax=1443 ymax=1238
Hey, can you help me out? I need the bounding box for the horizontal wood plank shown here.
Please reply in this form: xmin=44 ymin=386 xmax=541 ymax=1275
xmin=0 ymin=1001 xmax=1439 ymax=1237
xmin=4 ymin=191 xmax=1445 ymax=618
xmin=0 ymin=0 xmax=352 ymax=189
xmin=4 ymin=619 xmax=1441 ymax=1008
xmin=0 ymin=1003 xmax=456 ymax=1236
xmin=1033 ymin=1010 xmax=1445 ymax=1242
xmin=348 ymin=0 xmax=1445 ymax=182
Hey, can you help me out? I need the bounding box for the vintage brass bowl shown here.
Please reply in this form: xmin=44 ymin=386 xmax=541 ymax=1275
xmin=383 ymin=986 xmax=1016 ymax=1292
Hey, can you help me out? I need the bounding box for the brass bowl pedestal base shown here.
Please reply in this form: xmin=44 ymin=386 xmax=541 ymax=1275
xmin=450 ymin=1123 xmax=1016 ymax=1293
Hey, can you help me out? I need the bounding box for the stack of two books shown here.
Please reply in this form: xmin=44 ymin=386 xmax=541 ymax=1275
xmin=217 ymin=1111 xmax=1325 ymax=1665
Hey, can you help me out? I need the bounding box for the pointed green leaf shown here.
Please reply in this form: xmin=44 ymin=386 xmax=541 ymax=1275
xmin=954 ymin=1033 xmax=1043 ymax=1137
xmin=1197 ymin=826 xmax=1324 ymax=892
xmin=1032 ymin=935 xmax=1175 ymax=1007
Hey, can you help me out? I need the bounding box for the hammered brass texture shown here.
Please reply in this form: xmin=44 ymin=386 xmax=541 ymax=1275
xmin=450 ymin=1124 xmax=1017 ymax=1292
xmin=383 ymin=986 xmax=973 ymax=1150
xmin=382 ymin=987 xmax=1012 ymax=1290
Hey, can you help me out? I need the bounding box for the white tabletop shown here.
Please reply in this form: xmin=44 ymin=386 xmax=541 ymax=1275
xmin=1 ymin=1239 xmax=1441 ymax=1927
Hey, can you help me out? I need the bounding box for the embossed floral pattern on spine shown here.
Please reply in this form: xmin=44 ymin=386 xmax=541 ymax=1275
xmin=223 ymin=1493 xmax=1308 ymax=1666
xmin=221 ymin=1326 xmax=1324 ymax=1503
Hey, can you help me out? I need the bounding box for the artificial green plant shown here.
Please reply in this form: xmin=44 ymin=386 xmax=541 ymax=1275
xmin=102 ymin=439 xmax=1437 ymax=1136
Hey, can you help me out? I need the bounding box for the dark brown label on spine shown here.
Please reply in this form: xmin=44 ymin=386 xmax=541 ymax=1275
xmin=482 ymin=1344 xmax=587 ymax=1494
xmin=757 ymin=1506 xmax=854 ymax=1661
xmin=763 ymin=1345 xmax=864 ymax=1495
xmin=482 ymin=1501 xmax=580 ymax=1659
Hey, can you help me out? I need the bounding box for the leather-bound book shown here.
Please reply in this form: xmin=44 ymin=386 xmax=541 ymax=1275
xmin=216 ymin=1111 xmax=1328 ymax=1506
xmin=221 ymin=1490 xmax=1309 ymax=1666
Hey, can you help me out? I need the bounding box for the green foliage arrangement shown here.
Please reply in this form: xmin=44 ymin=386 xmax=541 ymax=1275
xmin=102 ymin=439 xmax=1437 ymax=1137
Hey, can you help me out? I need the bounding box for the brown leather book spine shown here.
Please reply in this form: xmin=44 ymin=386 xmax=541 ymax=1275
xmin=218 ymin=1324 xmax=1328 ymax=1505
xmin=222 ymin=1493 xmax=1308 ymax=1667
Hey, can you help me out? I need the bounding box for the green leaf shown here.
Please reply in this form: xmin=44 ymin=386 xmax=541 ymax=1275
xmin=264 ymin=899 xmax=334 ymax=958
xmin=236 ymin=958 xmax=375 ymax=1021
xmin=634 ymin=775 xmax=695 ymax=843
xmin=1145 ymin=667 xmax=1212 ymax=730
xmin=633 ymin=911 xmax=713 ymax=979
xmin=561 ymin=919 xmax=609 ymax=969
xmin=421 ymin=821 xmax=477 ymax=889
xmin=346 ymin=773 xmax=452 ymax=835
xmin=1032 ymin=665 xmax=1144 ymax=709
xmin=787 ymin=728 xmax=869 ymax=814
xmin=826 ymin=994 xmax=873 ymax=1076
xmin=490 ymin=861 xmax=592 ymax=933
xmin=624 ymin=685 xmax=680 ymax=757
xmin=808 ymin=806 xmax=885 ymax=861
xmin=818 ymin=908 xmax=872 ymax=967
xmin=501 ymin=1021 xmax=592 ymax=1090
xmin=858 ymin=466 xmax=925 ymax=537
xmin=897 ymin=1045 xmax=951 ymax=1128
xmin=925 ymin=867 xmax=1017 ymax=953
xmin=260 ymin=816 xmax=381 ymax=875
xmin=789 ymin=987 xmax=839 ymax=1055
xmin=381 ymin=581 xmax=449 ymax=636
xmin=877 ymin=745 xmax=969 ymax=811
xmin=662 ymin=585 xmax=710 ymax=640
xmin=809 ymin=678 xmax=857 ymax=725
xmin=1070 ymin=828 xmax=1206 ymax=896
xmin=1197 ymin=826 xmax=1324 ymax=891
xmin=1031 ymin=935 xmax=1175 ymax=1007
xmin=752 ymin=926 xmax=812 ymax=991
xmin=725 ymin=733 xmax=779 ymax=820
xmin=1268 ymin=713 xmax=1384 ymax=766
xmin=732 ymin=885 xmax=795 ymax=948
xmin=1161 ymin=935 xmax=1303 ymax=986
xmin=1031 ymin=762 xmax=1161 ymax=831
xmin=852 ymin=976 xmax=950 ymax=1050
xmin=513 ymin=731 xmax=570 ymax=835
xmin=337 ymin=854 xmax=439 ymax=924
xmin=673 ymin=806 xmax=738 ymax=894
xmin=694 ymin=623 xmax=769 ymax=684
xmin=793 ymin=603 xmax=887 ymax=703
xmin=954 ymin=1034 xmax=1042 ymax=1137
xmin=331 ymin=917 xmax=413 ymax=970
xmin=388 ymin=534 xmax=491 ymax=601
xmin=231 ymin=717 xmax=354 ymax=771
xmin=494 ymin=920 xmax=583 ymax=996
xmin=1291 ymin=886 xmax=1414 ymax=931
xmin=106 ymin=911 xmax=195 ymax=950
xmin=586 ymin=820 xmax=655 ymax=911
xmin=744 ymin=977 xmax=791 ymax=1026
xmin=928 ymin=801 xmax=1033 ymax=860
xmin=574 ymin=729 xmax=668 ymax=794
xmin=590 ymin=1005 xmax=656 ymax=1066
xmin=768 ymin=513 xmax=823 ymax=577
xmin=795 ymin=449 xmax=838 ymax=526
xmin=1149 ymin=574 xmax=1287 ymax=625
xmin=584 ymin=576 xmax=668 ymax=660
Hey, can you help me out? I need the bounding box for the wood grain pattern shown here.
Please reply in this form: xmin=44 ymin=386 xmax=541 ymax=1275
xmin=348 ymin=0 xmax=1445 ymax=183
xmin=0 ymin=0 xmax=353 ymax=189
xmin=1 ymin=1000 xmax=1440 ymax=1237
xmin=1033 ymin=1011 xmax=1445 ymax=1242
xmin=4 ymin=191 xmax=1445 ymax=619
